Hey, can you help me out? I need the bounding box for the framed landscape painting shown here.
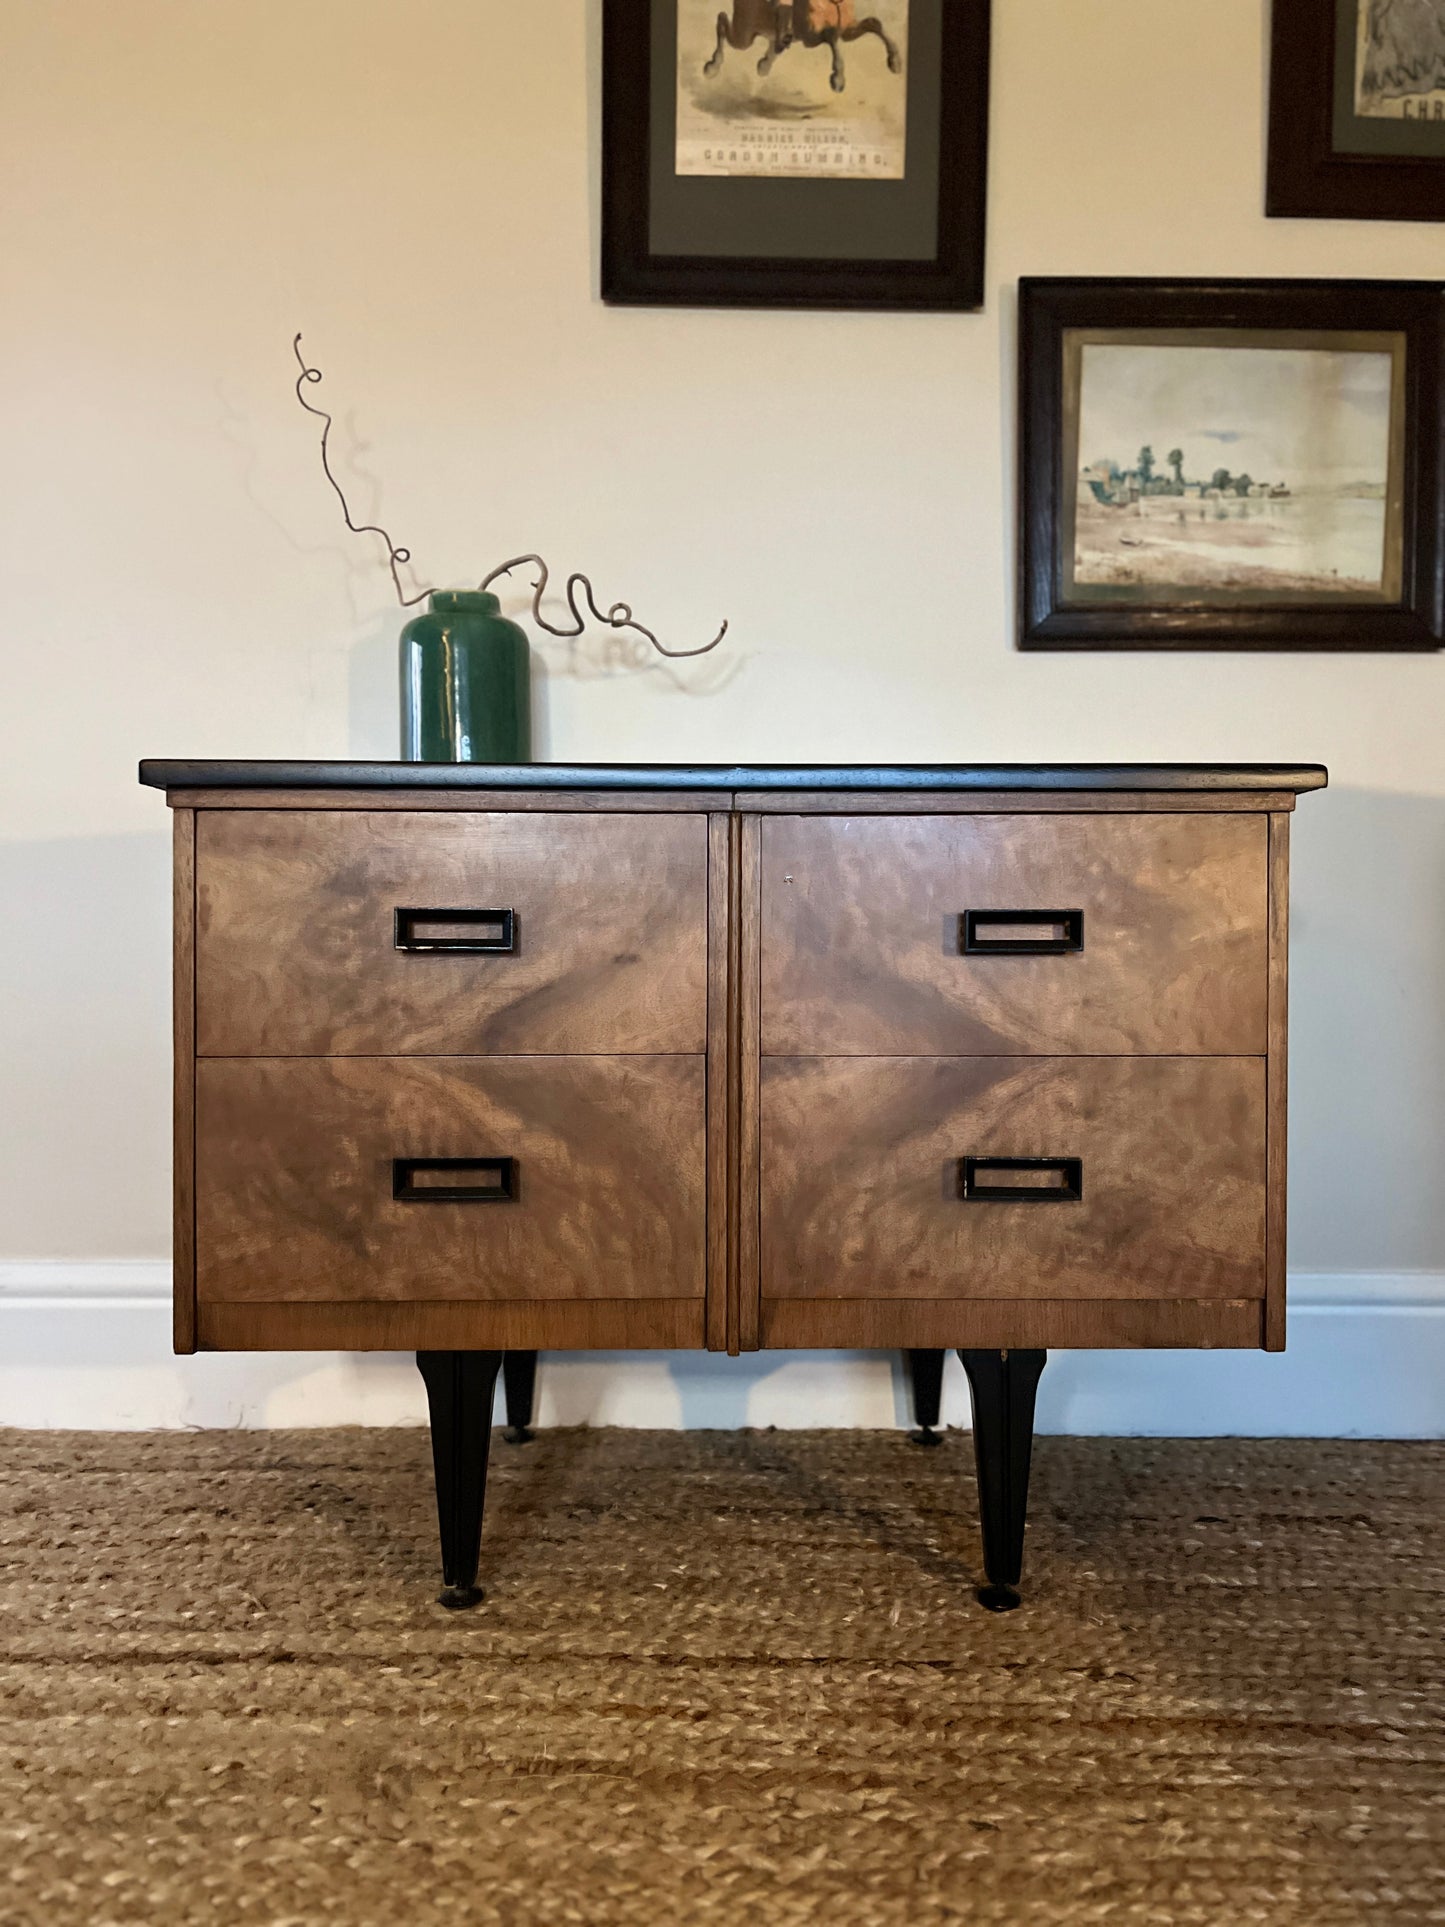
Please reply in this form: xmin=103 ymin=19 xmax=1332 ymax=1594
xmin=600 ymin=0 xmax=991 ymax=309
xmin=1268 ymin=0 xmax=1445 ymax=219
xmin=1018 ymin=279 xmax=1445 ymax=651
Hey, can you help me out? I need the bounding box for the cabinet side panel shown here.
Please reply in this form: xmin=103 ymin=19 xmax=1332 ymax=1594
xmin=706 ymin=814 xmax=730 ymax=1352
xmin=173 ymin=808 xmax=197 ymax=1353
xmin=1265 ymin=812 xmax=1291 ymax=1353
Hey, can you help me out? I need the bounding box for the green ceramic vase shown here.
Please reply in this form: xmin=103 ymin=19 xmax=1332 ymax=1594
xmin=400 ymin=590 xmax=532 ymax=763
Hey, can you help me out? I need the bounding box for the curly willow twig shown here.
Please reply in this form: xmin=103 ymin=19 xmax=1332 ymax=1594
xmin=479 ymin=555 xmax=726 ymax=659
xmin=293 ymin=335 xmax=728 ymax=658
xmin=293 ymin=335 xmax=430 ymax=607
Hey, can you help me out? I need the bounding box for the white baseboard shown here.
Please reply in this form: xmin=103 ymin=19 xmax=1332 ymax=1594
xmin=1 ymin=1262 xmax=1441 ymax=1436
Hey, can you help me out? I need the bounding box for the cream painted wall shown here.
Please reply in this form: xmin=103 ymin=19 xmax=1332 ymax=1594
xmin=1 ymin=0 xmax=1443 ymax=1286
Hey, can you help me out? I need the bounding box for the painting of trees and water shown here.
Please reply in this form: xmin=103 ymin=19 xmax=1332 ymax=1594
xmin=1067 ymin=337 xmax=1401 ymax=603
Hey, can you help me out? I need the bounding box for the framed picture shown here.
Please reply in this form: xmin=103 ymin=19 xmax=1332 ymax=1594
xmin=600 ymin=0 xmax=990 ymax=309
xmin=1268 ymin=0 xmax=1445 ymax=219
xmin=1018 ymin=278 xmax=1445 ymax=652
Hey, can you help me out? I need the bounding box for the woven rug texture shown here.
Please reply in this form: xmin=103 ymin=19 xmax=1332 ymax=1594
xmin=2 ymin=1427 xmax=1442 ymax=1926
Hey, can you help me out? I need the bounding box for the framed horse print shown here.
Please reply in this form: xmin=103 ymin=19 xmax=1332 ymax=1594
xmin=1268 ymin=0 xmax=1445 ymax=219
xmin=600 ymin=0 xmax=991 ymax=309
xmin=1018 ymin=278 xmax=1445 ymax=652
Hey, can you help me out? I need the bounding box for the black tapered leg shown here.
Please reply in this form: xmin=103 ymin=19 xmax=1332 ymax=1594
xmin=959 ymin=1349 xmax=1047 ymax=1613
xmin=416 ymin=1350 xmax=504 ymax=1610
xmin=906 ymin=1349 xmax=947 ymax=1446
xmin=502 ymin=1350 xmax=539 ymax=1444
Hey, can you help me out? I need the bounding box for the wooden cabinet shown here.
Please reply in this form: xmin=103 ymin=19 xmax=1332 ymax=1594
xmin=145 ymin=761 xmax=1325 ymax=1610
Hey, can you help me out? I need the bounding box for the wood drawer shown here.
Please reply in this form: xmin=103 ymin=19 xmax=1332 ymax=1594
xmin=761 ymin=814 xmax=1268 ymax=1055
xmin=761 ymin=1056 xmax=1265 ymax=1302
xmin=196 ymin=811 xmax=708 ymax=1055
xmin=195 ymin=1055 xmax=705 ymax=1302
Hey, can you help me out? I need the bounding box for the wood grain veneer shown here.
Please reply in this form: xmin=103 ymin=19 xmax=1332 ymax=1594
xmin=171 ymin=789 xmax=733 ymax=813
xmin=1265 ymin=812 xmax=1291 ymax=1353
xmin=198 ymin=1298 xmax=705 ymax=1352
xmin=705 ymin=815 xmax=731 ymax=1352
xmin=173 ymin=808 xmax=197 ymax=1355
xmin=761 ymin=813 xmax=1269 ymax=1057
xmin=196 ymin=1055 xmax=705 ymax=1304
xmin=168 ymin=787 xmax=1298 ymax=819
xmin=196 ymin=810 xmax=708 ymax=1057
xmin=725 ymin=815 xmax=743 ymax=1354
xmin=745 ymin=791 xmax=1297 ymax=814
xmin=761 ymin=1298 xmax=1264 ymax=1350
xmin=761 ymin=1056 xmax=1266 ymax=1304
xmin=736 ymin=816 xmax=763 ymax=1352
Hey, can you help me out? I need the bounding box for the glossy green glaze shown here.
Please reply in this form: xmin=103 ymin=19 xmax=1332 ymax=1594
xmin=400 ymin=591 xmax=532 ymax=763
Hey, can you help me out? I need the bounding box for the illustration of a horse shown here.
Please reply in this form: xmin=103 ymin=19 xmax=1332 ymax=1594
xmin=1359 ymin=0 xmax=1445 ymax=106
xmin=704 ymin=0 xmax=903 ymax=95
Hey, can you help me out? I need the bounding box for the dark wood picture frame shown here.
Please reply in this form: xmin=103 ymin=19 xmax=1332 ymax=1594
xmin=1268 ymin=0 xmax=1445 ymax=220
xmin=600 ymin=0 xmax=990 ymax=310
xmin=1019 ymin=278 xmax=1445 ymax=653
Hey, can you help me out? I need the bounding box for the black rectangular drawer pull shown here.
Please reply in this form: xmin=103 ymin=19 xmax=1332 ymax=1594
xmin=394 ymin=907 xmax=516 ymax=953
xmin=960 ymin=1156 xmax=1083 ymax=1203
xmin=961 ymin=909 xmax=1083 ymax=955
xmin=393 ymin=1157 xmax=517 ymax=1203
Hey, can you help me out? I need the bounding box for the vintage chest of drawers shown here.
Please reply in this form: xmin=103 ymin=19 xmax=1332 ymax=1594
xmin=142 ymin=760 xmax=1326 ymax=1610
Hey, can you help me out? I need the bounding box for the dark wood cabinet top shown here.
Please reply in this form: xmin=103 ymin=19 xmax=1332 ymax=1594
xmin=141 ymin=760 xmax=1328 ymax=795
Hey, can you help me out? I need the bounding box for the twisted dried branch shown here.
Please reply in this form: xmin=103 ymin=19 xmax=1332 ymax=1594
xmin=479 ymin=555 xmax=726 ymax=659
xmin=294 ymin=335 xmax=728 ymax=658
xmin=293 ymin=335 xmax=429 ymax=607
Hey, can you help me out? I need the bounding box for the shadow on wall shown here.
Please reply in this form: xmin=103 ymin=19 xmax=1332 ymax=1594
xmin=1287 ymin=785 xmax=1445 ymax=1272
xmin=347 ymin=611 xmax=411 ymax=759
xmin=0 ymin=831 xmax=173 ymax=1257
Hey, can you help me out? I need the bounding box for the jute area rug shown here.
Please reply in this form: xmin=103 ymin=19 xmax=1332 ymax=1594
xmin=2 ymin=1428 xmax=1441 ymax=1926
